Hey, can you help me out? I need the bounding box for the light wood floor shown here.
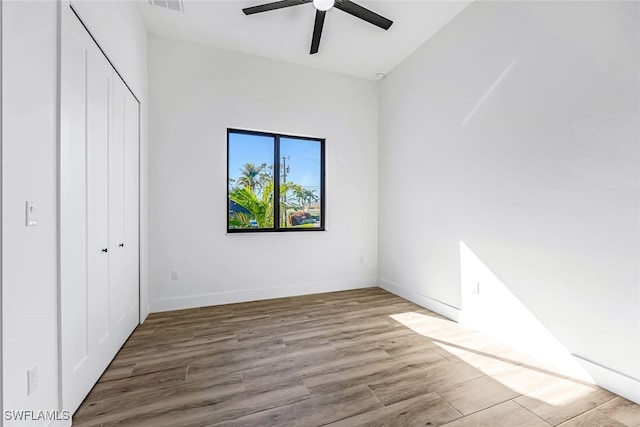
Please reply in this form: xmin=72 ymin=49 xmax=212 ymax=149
xmin=73 ymin=288 xmax=640 ymax=426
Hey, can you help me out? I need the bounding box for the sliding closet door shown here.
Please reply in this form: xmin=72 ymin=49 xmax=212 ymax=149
xmin=60 ymin=6 xmax=140 ymax=414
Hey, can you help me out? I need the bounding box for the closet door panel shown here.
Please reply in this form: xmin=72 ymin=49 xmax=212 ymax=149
xmin=110 ymin=75 xmax=139 ymax=342
xmin=110 ymin=76 xmax=126 ymax=328
xmin=61 ymin=8 xmax=116 ymax=412
xmin=86 ymin=44 xmax=114 ymax=360
xmin=60 ymin=8 xmax=90 ymax=410
xmin=123 ymin=86 xmax=140 ymax=322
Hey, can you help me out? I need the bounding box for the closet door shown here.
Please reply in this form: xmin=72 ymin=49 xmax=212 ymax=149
xmin=123 ymin=82 xmax=140 ymax=328
xmin=60 ymin=6 xmax=92 ymax=413
xmin=60 ymin=6 xmax=140 ymax=415
xmin=86 ymin=37 xmax=113 ymax=371
xmin=110 ymin=75 xmax=139 ymax=345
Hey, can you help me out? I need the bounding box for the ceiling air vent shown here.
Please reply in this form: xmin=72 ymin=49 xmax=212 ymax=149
xmin=148 ymin=0 xmax=184 ymax=13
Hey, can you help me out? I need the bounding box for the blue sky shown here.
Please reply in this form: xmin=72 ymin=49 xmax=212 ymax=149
xmin=228 ymin=132 xmax=321 ymax=191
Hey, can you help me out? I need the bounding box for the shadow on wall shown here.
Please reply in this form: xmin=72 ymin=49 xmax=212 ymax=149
xmin=457 ymin=240 xmax=593 ymax=383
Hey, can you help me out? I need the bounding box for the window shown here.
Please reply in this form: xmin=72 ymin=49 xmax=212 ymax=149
xmin=227 ymin=129 xmax=325 ymax=232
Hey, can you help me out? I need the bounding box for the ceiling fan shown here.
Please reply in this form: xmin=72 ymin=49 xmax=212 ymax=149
xmin=242 ymin=0 xmax=393 ymax=55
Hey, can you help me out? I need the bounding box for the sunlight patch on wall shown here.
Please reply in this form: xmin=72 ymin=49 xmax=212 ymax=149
xmin=462 ymin=58 xmax=518 ymax=127
xmin=458 ymin=240 xmax=592 ymax=383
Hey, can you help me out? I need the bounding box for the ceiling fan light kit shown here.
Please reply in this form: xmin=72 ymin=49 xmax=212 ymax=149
xmin=313 ymin=0 xmax=334 ymax=11
xmin=243 ymin=0 xmax=393 ymax=55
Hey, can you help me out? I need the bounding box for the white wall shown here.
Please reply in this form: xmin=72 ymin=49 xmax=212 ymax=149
xmin=70 ymin=0 xmax=150 ymax=321
xmin=1 ymin=1 xmax=147 ymax=424
xmin=2 ymin=1 xmax=60 ymax=425
xmin=1 ymin=1 xmax=4 ymax=422
xmin=148 ymin=35 xmax=378 ymax=311
xmin=378 ymin=1 xmax=640 ymax=402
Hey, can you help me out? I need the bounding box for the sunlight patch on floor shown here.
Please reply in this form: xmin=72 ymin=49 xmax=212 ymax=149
xmin=390 ymin=310 xmax=598 ymax=408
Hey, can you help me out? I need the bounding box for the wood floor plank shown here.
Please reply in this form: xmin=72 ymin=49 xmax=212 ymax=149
xmin=113 ymin=378 xmax=310 ymax=427
xmin=329 ymin=323 xmax=418 ymax=350
xmin=73 ymin=372 xmax=245 ymax=426
xmin=325 ymin=392 xmax=462 ymax=427
xmin=438 ymin=372 xmax=521 ymax=415
xmin=73 ymin=288 xmax=639 ymax=427
xmin=440 ymin=400 xmax=551 ymax=427
xmin=216 ymin=385 xmax=383 ymax=427
xmin=432 ymin=340 xmax=529 ymax=377
xmin=98 ymin=360 xmax=136 ymax=382
xmin=439 ymin=363 xmax=566 ymax=415
xmin=243 ymin=345 xmax=389 ymax=388
xmin=556 ymin=409 xmax=626 ymax=427
xmin=514 ymin=379 xmax=617 ymax=426
xmin=280 ymin=384 xmax=383 ymax=427
xmin=368 ymin=359 xmax=485 ymax=406
xmin=376 ymin=333 xmax=441 ymax=357
xmin=303 ymin=347 xmax=446 ymax=395
xmin=90 ymin=366 xmax=188 ymax=402
xmin=596 ymin=397 xmax=640 ymax=427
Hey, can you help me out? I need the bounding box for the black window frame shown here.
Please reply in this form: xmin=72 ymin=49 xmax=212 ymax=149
xmin=227 ymin=128 xmax=326 ymax=233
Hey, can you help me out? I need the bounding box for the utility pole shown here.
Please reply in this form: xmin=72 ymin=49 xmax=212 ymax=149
xmin=281 ymin=156 xmax=290 ymax=227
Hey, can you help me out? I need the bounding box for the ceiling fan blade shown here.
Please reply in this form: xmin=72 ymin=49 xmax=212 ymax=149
xmin=334 ymin=0 xmax=392 ymax=30
xmin=310 ymin=10 xmax=326 ymax=54
xmin=243 ymin=0 xmax=311 ymax=15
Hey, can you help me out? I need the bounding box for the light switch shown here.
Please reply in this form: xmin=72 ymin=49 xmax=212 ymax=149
xmin=27 ymin=365 xmax=39 ymax=395
xmin=26 ymin=201 xmax=37 ymax=227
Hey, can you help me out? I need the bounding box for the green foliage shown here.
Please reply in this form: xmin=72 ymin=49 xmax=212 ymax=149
xmin=236 ymin=163 xmax=266 ymax=195
xmin=229 ymin=162 xmax=319 ymax=229
xmin=228 ymin=211 xmax=253 ymax=228
xmin=228 ymin=181 xmax=274 ymax=228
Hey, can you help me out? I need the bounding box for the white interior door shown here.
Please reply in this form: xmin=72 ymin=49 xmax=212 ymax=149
xmin=111 ymin=75 xmax=139 ymax=345
xmin=110 ymin=76 xmax=126 ymax=330
xmin=60 ymin=6 xmax=140 ymax=414
xmin=87 ymin=39 xmax=115 ymax=370
xmin=123 ymin=80 xmax=141 ymax=331
xmin=59 ymin=5 xmax=90 ymax=413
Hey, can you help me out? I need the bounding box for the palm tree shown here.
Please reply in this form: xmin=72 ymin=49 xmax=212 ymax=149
xmin=258 ymin=164 xmax=273 ymax=195
xmin=277 ymin=182 xmax=300 ymax=227
xmin=303 ymin=188 xmax=318 ymax=209
xmin=237 ymin=163 xmax=266 ymax=194
xmin=290 ymin=184 xmax=305 ymax=210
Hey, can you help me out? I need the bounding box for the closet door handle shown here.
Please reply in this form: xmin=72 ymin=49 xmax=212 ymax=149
xmin=119 ymin=243 xmax=124 ymax=247
xmin=101 ymin=248 xmax=108 ymax=253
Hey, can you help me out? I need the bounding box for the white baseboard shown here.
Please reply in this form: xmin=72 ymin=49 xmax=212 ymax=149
xmin=140 ymin=302 xmax=150 ymax=324
xmin=378 ymin=278 xmax=461 ymax=322
xmin=149 ymin=277 xmax=378 ymax=312
xmin=572 ymin=354 xmax=640 ymax=404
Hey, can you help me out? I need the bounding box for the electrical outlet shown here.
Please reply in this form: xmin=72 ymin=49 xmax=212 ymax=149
xmin=27 ymin=365 xmax=39 ymax=395
xmin=171 ymin=269 xmax=180 ymax=280
xmin=359 ymin=256 xmax=364 ymax=264
xmin=473 ymin=282 xmax=480 ymax=294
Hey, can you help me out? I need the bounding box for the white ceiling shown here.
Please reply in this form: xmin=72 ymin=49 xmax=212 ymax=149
xmin=139 ymin=0 xmax=473 ymax=80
